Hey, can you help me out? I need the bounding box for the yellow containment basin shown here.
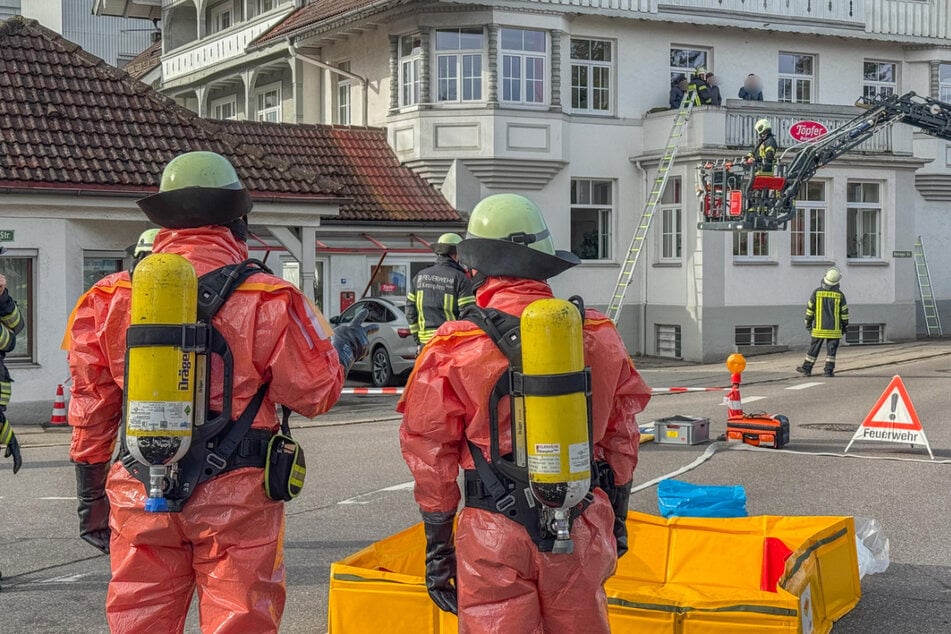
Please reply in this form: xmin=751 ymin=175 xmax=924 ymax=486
xmin=328 ymin=511 xmax=861 ymax=633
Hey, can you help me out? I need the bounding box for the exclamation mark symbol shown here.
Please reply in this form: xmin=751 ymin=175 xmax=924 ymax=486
xmin=889 ymin=393 xmax=898 ymax=421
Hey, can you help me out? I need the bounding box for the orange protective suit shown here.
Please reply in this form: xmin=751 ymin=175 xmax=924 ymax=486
xmin=66 ymin=226 xmax=343 ymax=633
xmin=398 ymin=277 xmax=651 ymax=633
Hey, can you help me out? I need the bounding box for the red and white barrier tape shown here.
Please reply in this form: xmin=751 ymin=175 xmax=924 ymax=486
xmin=342 ymin=386 xmax=729 ymax=396
xmin=341 ymin=387 xmax=404 ymax=395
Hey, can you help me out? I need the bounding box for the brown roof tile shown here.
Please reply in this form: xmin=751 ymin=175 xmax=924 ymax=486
xmin=0 ymin=16 xmax=460 ymax=223
xmin=218 ymin=120 xmax=460 ymax=223
xmin=122 ymin=38 xmax=162 ymax=80
xmin=253 ymin=0 xmax=396 ymax=47
xmin=0 ymin=16 xmax=340 ymax=200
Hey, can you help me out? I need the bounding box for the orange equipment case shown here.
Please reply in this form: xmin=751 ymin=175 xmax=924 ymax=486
xmin=727 ymin=413 xmax=790 ymax=448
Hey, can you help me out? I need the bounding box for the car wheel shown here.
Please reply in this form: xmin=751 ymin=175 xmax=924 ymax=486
xmin=370 ymin=346 xmax=393 ymax=387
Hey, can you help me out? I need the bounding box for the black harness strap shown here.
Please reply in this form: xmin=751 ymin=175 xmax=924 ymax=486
xmin=462 ymin=303 xmax=595 ymax=551
xmin=121 ymin=259 xmax=279 ymax=510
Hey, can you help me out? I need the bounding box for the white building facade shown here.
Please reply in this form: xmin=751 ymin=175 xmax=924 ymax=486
xmin=105 ymin=0 xmax=951 ymax=361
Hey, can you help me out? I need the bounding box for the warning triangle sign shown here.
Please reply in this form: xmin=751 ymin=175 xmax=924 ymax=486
xmin=845 ymin=375 xmax=933 ymax=459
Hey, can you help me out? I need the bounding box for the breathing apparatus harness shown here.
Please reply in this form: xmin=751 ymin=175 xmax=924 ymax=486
xmin=462 ymin=297 xmax=604 ymax=552
xmin=120 ymin=259 xmax=278 ymax=512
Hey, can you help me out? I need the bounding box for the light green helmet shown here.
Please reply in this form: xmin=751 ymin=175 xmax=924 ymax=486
xmin=457 ymin=194 xmax=579 ymax=282
xmin=433 ymin=232 xmax=463 ymax=255
xmin=136 ymin=151 xmax=252 ymax=229
xmin=822 ymin=267 xmax=842 ymax=286
xmin=754 ymin=118 xmax=772 ymax=135
xmin=133 ymin=228 xmax=160 ymax=259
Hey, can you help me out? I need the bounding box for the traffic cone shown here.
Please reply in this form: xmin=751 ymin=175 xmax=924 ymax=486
xmin=725 ymin=383 xmax=744 ymax=420
xmin=48 ymin=384 xmax=67 ymax=426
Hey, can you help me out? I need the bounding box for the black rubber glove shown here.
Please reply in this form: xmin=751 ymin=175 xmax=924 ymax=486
xmin=422 ymin=511 xmax=457 ymax=614
xmin=74 ymin=462 xmax=111 ymax=554
xmin=332 ymin=308 xmax=379 ymax=374
xmin=0 ymin=418 xmax=21 ymax=474
xmin=804 ymin=320 xmax=813 ymax=331
xmin=608 ymin=481 xmax=633 ymax=559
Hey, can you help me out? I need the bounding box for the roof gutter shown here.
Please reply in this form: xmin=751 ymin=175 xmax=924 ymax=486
xmin=289 ymin=44 xmax=368 ymax=125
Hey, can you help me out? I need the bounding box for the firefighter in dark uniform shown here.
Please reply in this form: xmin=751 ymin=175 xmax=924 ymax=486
xmin=796 ymin=267 xmax=849 ymax=377
xmin=688 ymin=66 xmax=713 ymax=106
xmin=750 ymin=118 xmax=778 ymax=173
xmin=406 ymin=233 xmax=475 ymax=351
xmin=0 ymin=265 xmax=24 ymax=475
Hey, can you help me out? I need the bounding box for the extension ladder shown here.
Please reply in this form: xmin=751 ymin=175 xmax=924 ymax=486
xmin=914 ymin=236 xmax=942 ymax=337
xmin=606 ymin=93 xmax=695 ymax=324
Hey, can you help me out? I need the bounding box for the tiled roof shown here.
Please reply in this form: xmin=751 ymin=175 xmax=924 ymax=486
xmin=122 ymin=38 xmax=162 ymax=80
xmin=0 ymin=16 xmax=459 ymax=223
xmin=218 ymin=121 xmax=460 ymax=223
xmin=0 ymin=16 xmax=338 ymax=199
xmin=254 ymin=0 xmax=394 ymax=46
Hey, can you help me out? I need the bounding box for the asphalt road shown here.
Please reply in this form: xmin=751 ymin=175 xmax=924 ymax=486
xmin=2 ymin=343 xmax=951 ymax=632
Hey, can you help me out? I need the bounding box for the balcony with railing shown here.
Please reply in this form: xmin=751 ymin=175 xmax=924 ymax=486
xmin=642 ymin=99 xmax=913 ymax=159
xmin=162 ymin=14 xmax=287 ymax=83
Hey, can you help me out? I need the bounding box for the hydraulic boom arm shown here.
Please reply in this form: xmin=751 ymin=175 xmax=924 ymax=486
xmin=698 ymin=91 xmax=951 ymax=231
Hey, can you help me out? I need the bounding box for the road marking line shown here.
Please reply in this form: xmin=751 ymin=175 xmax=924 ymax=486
xmin=786 ymin=382 xmax=824 ymax=390
xmin=722 ymin=395 xmax=765 ymax=404
xmin=338 ymin=481 xmax=415 ymax=505
xmin=25 ymin=573 xmax=90 ymax=585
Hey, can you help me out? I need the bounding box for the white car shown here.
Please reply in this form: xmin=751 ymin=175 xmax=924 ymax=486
xmin=329 ymin=297 xmax=418 ymax=386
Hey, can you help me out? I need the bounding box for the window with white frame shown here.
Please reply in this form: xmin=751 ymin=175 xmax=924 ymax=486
xmin=211 ymin=95 xmax=237 ymax=120
xmin=256 ymin=0 xmax=275 ymax=14
xmin=570 ymin=179 xmax=613 ymax=260
xmin=847 ymin=182 xmax=882 ymax=259
xmin=399 ymin=34 xmax=422 ymax=108
xmin=733 ymin=231 xmax=770 ymax=258
xmin=939 ymin=63 xmax=951 ymax=102
xmin=791 ymin=181 xmax=826 ymax=258
xmin=0 ymin=254 xmax=35 ymax=361
xmin=863 ymin=61 xmax=897 ymax=100
xmin=735 ymin=326 xmax=777 ymax=347
xmin=571 ymin=38 xmax=613 ymax=114
xmin=255 ymin=82 xmax=281 ymax=122
xmin=656 ymin=324 xmax=682 ymax=358
xmin=778 ymin=52 xmax=814 ymax=103
xmin=210 ymin=2 xmax=233 ymax=33
xmin=659 ymin=177 xmax=682 ymax=260
xmin=500 ymin=28 xmax=547 ymax=105
xmin=435 ymin=28 xmax=484 ymax=103
xmin=669 ymin=46 xmax=708 ymax=83
xmin=337 ymin=61 xmax=351 ymax=125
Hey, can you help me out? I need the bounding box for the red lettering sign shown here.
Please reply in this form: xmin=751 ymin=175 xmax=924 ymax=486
xmin=789 ymin=120 xmax=828 ymax=142
xmin=380 ymin=283 xmax=397 ymax=293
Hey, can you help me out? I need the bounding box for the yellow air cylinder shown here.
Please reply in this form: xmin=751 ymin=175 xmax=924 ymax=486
xmin=521 ymin=297 xmax=591 ymax=510
xmin=125 ymin=253 xmax=197 ymax=511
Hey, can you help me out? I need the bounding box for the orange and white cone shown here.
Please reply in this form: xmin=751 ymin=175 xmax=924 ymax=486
xmin=48 ymin=384 xmax=67 ymax=426
xmin=725 ymin=384 xmax=744 ymax=420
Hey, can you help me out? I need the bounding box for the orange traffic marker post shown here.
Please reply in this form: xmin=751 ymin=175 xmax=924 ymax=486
xmin=48 ymin=383 xmax=67 ymax=426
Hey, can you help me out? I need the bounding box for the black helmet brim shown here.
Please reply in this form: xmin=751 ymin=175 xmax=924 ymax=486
xmin=136 ymin=187 xmax=252 ymax=229
xmin=457 ymin=238 xmax=580 ymax=281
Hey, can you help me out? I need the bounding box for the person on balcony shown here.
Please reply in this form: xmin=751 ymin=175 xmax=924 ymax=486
xmin=739 ymin=74 xmax=764 ymax=100
xmin=669 ymin=73 xmax=688 ymax=109
xmin=688 ymin=66 xmax=713 ymax=106
xmin=706 ymin=73 xmax=722 ymax=106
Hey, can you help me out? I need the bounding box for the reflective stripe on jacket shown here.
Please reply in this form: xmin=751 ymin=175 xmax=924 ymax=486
xmin=405 ymin=256 xmax=475 ymax=345
xmin=806 ymin=285 xmax=849 ymax=339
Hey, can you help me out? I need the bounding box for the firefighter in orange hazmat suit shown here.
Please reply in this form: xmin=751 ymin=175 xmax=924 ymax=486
xmin=398 ymin=193 xmax=651 ymax=633
xmin=65 ymin=151 xmax=372 ymax=633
